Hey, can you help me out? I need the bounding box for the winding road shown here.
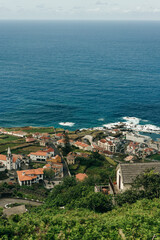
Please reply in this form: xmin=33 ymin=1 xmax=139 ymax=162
xmin=0 ymin=198 xmax=42 ymax=208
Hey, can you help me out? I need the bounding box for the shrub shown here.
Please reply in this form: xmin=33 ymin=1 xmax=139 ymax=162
xmin=115 ymin=190 xmax=145 ymax=206
xmin=78 ymin=192 xmax=113 ymax=212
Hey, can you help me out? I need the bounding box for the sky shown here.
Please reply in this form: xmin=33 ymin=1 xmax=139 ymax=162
xmin=0 ymin=0 xmax=160 ymax=20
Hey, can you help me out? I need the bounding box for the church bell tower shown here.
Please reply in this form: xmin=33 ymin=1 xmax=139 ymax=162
xmin=6 ymin=147 xmax=13 ymax=170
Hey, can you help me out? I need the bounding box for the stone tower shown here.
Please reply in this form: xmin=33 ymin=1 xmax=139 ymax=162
xmin=6 ymin=147 xmax=13 ymax=170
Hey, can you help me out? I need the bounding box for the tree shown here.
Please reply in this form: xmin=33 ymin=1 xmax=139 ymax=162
xmin=62 ymin=132 xmax=72 ymax=156
xmin=44 ymin=168 xmax=55 ymax=183
xmin=133 ymin=169 xmax=160 ymax=199
xmin=79 ymin=192 xmax=113 ymax=212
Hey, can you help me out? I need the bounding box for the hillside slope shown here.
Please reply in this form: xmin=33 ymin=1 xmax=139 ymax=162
xmin=1 ymin=198 xmax=160 ymax=239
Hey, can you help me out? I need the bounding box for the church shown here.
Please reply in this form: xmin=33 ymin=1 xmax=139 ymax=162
xmin=0 ymin=147 xmax=21 ymax=170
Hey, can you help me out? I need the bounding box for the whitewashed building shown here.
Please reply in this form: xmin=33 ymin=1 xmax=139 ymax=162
xmin=0 ymin=148 xmax=21 ymax=170
xmin=29 ymin=148 xmax=54 ymax=162
xmin=116 ymin=162 xmax=160 ymax=192
xmin=98 ymin=139 xmax=116 ymax=153
xmin=17 ymin=168 xmax=44 ymax=186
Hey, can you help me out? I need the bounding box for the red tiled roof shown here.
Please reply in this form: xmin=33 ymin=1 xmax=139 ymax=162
xmin=76 ymin=173 xmax=88 ymax=181
xmin=0 ymin=154 xmax=21 ymax=163
xmin=17 ymin=168 xmax=44 ymax=182
xmin=47 ymin=155 xmax=61 ymax=163
xmin=40 ymin=136 xmax=50 ymax=140
xmin=44 ymin=148 xmax=54 ymax=153
xmin=56 ymin=133 xmax=64 ymax=137
xmin=29 ymin=151 xmax=47 ymax=157
xmin=0 ymin=154 xmax=7 ymax=161
xmin=124 ymin=155 xmax=134 ymax=161
xmin=43 ymin=164 xmax=51 ymax=168
xmin=12 ymin=154 xmax=22 ymax=163
xmin=75 ymin=141 xmax=89 ymax=148
xmin=144 ymin=148 xmax=154 ymax=152
xmin=100 ymin=139 xmax=107 ymax=143
xmin=57 ymin=139 xmax=65 ymax=144
xmin=107 ymin=141 xmax=113 ymax=146
xmin=26 ymin=138 xmax=36 ymax=142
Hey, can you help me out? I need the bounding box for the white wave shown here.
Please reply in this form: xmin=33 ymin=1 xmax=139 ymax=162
xmin=59 ymin=122 xmax=75 ymax=127
xmin=142 ymin=119 xmax=149 ymax=122
xmin=93 ymin=127 xmax=104 ymax=130
xmin=103 ymin=122 xmax=122 ymax=129
xmin=98 ymin=118 xmax=105 ymax=121
xmin=79 ymin=128 xmax=88 ymax=131
xmin=122 ymin=117 xmax=141 ymax=125
xmin=136 ymin=124 xmax=160 ymax=132
xmin=102 ymin=117 xmax=160 ymax=134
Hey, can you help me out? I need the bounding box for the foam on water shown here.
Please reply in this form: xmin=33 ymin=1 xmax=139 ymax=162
xmin=103 ymin=116 xmax=160 ymax=133
xmin=98 ymin=118 xmax=105 ymax=121
xmin=122 ymin=117 xmax=141 ymax=125
xmin=59 ymin=122 xmax=75 ymax=127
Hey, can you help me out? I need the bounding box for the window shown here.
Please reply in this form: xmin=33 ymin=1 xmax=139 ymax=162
xmin=119 ymin=175 xmax=121 ymax=190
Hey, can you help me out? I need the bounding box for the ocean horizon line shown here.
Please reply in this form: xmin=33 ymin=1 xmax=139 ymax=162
xmin=0 ymin=19 xmax=160 ymax=22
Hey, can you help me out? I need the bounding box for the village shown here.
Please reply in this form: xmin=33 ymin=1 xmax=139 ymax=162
xmin=0 ymin=125 xmax=160 ymax=195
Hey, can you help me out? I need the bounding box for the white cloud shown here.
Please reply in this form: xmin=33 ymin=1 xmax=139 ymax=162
xmin=0 ymin=0 xmax=160 ymax=20
xmin=86 ymin=8 xmax=101 ymax=12
xmin=153 ymin=8 xmax=160 ymax=12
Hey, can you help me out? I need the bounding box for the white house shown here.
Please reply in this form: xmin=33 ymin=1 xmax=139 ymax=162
xmin=11 ymin=131 xmax=27 ymax=138
xmin=125 ymin=132 xmax=150 ymax=143
xmin=98 ymin=139 xmax=116 ymax=153
xmin=29 ymin=148 xmax=54 ymax=162
xmin=17 ymin=168 xmax=44 ymax=186
xmin=116 ymin=162 xmax=160 ymax=192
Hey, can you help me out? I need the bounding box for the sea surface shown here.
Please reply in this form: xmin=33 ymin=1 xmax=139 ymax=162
xmin=0 ymin=21 xmax=160 ymax=130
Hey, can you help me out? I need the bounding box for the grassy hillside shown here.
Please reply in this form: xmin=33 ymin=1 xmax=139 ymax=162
xmin=1 ymin=174 xmax=160 ymax=239
xmin=1 ymin=198 xmax=160 ymax=239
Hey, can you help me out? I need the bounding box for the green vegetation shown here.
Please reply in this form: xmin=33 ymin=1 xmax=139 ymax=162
xmin=24 ymin=127 xmax=54 ymax=134
xmin=46 ymin=176 xmax=112 ymax=213
xmin=11 ymin=145 xmax=43 ymax=155
xmin=0 ymin=171 xmax=8 ymax=180
xmin=113 ymin=153 xmax=128 ymax=162
xmin=0 ymin=135 xmax=20 ymax=143
xmin=105 ymin=156 xmax=117 ymax=166
xmin=0 ymin=134 xmax=33 ymax=154
xmin=1 ymin=173 xmax=160 ymax=239
xmin=115 ymin=170 xmax=160 ymax=207
xmin=0 ymin=183 xmax=49 ymax=201
xmin=44 ymin=168 xmax=55 ymax=183
xmin=4 ymin=127 xmax=54 ymax=134
xmin=29 ymin=162 xmax=46 ymax=169
xmin=69 ymin=152 xmax=116 ymax=183
xmin=7 ymin=203 xmax=23 ymax=208
xmin=0 ymin=143 xmax=25 ymax=154
xmin=1 ymin=127 xmax=160 ymax=238
xmin=1 ymin=184 xmax=160 ymax=239
xmin=0 ymin=208 xmax=3 ymax=217
xmin=61 ymin=132 xmax=72 ymax=156
xmin=148 ymin=154 xmax=160 ymax=161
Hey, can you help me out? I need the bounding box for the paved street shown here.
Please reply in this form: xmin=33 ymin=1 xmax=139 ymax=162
xmin=0 ymin=198 xmax=42 ymax=208
xmin=49 ymin=142 xmax=70 ymax=178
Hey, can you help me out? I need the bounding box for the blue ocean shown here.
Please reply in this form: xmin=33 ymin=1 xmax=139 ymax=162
xmin=0 ymin=21 xmax=160 ymax=130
